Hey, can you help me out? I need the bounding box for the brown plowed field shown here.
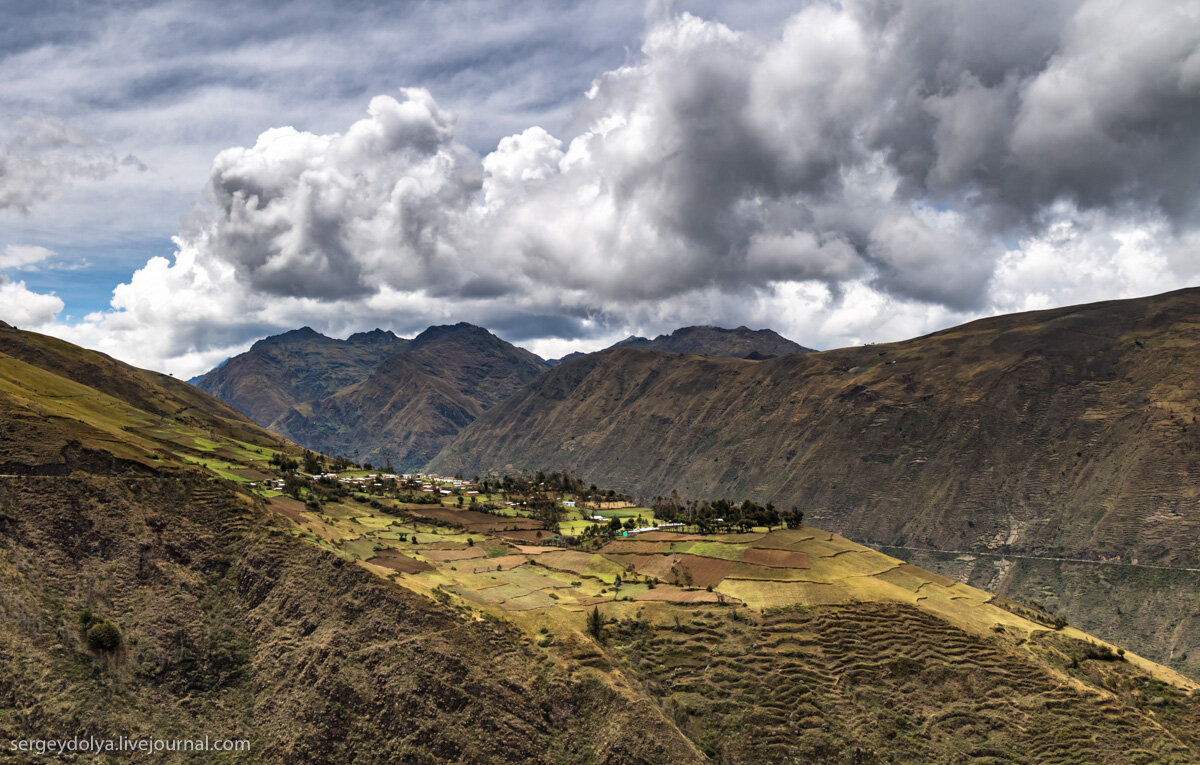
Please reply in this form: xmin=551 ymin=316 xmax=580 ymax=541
xmin=369 ymin=549 xmax=433 ymax=574
xmin=601 ymin=540 xmax=671 ymax=554
xmin=407 ymin=507 xmax=542 ymax=531
xmin=635 ymin=586 xmax=727 ymax=604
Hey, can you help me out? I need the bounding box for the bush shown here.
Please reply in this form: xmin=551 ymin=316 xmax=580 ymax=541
xmin=85 ymin=620 xmax=121 ymax=651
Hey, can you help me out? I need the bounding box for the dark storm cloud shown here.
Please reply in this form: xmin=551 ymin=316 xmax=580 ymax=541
xmin=481 ymin=311 xmax=596 ymax=344
xmin=853 ymin=0 xmax=1200 ymax=228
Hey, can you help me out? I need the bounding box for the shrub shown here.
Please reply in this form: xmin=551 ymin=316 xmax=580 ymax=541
xmin=85 ymin=620 xmax=121 ymax=651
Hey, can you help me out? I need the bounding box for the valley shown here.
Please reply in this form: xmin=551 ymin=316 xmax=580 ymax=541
xmin=7 ymin=298 xmax=1200 ymax=762
xmin=10 ymin=2 xmax=1200 ymax=761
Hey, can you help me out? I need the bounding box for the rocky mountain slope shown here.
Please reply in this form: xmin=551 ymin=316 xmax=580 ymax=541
xmin=552 ymin=325 xmax=812 ymax=365
xmin=271 ymin=323 xmax=550 ymax=469
xmin=429 ymin=287 xmax=1200 ymax=678
xmin=191 ymin=327 xmax=408 ymax=426
xmin=194 ymin=323 xmax=808 ymax=467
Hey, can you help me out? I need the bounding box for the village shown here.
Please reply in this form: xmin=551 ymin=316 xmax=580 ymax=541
xmin=251 ymin=467 xmax=697 ymax=538
xmin=238 ymin=455 xmax=1080 ymax=671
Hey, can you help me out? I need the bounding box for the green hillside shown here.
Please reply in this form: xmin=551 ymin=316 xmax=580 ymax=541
xmin=0 ymin=325 xmax=289 ymax=476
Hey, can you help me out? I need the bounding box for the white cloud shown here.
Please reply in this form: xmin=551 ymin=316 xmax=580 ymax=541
xmin=0 ymin=244 xmax=54 ymax=269
xmin=0 ymin=115 xmax=142 ymax=215
xmin=23 ymin=0 xmax=1200 ymax=376
xmin=0 ymin=276 xmax=63 ymax=328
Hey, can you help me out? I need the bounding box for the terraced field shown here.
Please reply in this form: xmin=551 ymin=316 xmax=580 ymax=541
xmin=611 ymin=603 xmax=1200 ymax=763
xmin=264 ymin=494 xmax=1195 ymax=697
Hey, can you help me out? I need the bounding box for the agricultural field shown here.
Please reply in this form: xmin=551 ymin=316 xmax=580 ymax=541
xmin=259 ymin=487 xmax=1196 ymax=693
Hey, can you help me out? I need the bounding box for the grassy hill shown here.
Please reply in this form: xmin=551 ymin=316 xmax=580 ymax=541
xmin=0 ymin=324 xmax=289 ymax=476
xmin=429 ymin=287 xmax=1200 ymax=678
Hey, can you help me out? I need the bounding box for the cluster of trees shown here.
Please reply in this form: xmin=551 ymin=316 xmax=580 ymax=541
xmin=269 ymin=452 xmax=300 ymax=472
xmin=651 ymin=492 xmax=803 ymax=533
xmin=270 ymin=450 xmax=359 ymax=477
xmin=476 ymin=471 xmax=631 ymax=506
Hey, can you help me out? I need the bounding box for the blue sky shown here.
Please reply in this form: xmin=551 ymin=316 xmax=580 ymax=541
xmin=1 ymin=0 xmax=1198 ymax=376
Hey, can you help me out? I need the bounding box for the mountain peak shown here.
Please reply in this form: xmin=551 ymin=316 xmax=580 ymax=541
xmin=410 ymin=322 xmax=494 ymax=347
xmin=346 ymin=328 xmax=400 ymax=345
xmin=607 ymin=325 xmax=811 ymax=359
xmin=249 ymin=326 xmax=329 ymax=350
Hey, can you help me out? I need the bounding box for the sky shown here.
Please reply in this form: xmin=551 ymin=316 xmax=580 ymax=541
xmin=1 ymin=0 xmax=1198 ymax=377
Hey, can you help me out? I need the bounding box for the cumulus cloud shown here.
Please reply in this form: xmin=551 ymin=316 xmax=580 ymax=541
xmin=0 ymin=115 xmax=142 ymax=214
xmin=35 ymin=0 xmax=1200 ymax=375
xmin=0 ymin=275 xmax=63 ymax=328
xmin=0 ymin=244 xmax=54 ymax=270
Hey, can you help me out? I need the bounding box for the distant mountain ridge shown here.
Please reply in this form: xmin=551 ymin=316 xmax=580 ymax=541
xmin=550 ymin=325 xmax=812 ymax=365
xmin=272 ymin=323 xmax=550 ymax=468
xmin=193 ymin=322 xmax=550 ymax=470
xmin=611 ymin=325 xmax=812 ymax=359
xmin=192 ymin=326 xmax=409 ymax=426
xmin=194 ymin=322 xmax=812 ymax=467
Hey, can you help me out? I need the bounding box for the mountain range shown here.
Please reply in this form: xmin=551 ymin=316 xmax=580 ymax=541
xmin=193 ymin=323 xmax=806 ymax=470
xmin=190 ymin=289 xmax=1200 ymax=682
xmin=4 ymin=322 xmax=1200 ymax=762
